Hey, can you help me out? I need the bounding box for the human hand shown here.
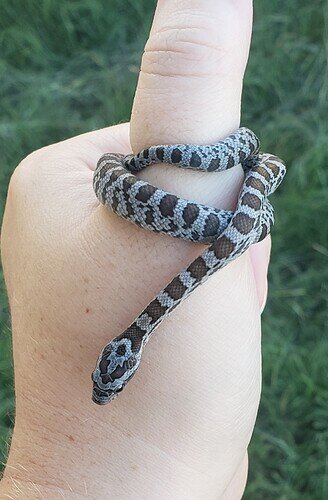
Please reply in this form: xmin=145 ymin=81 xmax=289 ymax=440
xmin=1 ymin=1 xmax=270 ymax=498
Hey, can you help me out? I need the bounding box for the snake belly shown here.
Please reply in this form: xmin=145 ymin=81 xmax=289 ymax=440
xmin=91 ymin=127 xmax=286 ymax=405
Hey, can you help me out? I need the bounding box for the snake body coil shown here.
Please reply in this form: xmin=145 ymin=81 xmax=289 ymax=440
xmin=91 ymin=127 xmax=286 ymax=405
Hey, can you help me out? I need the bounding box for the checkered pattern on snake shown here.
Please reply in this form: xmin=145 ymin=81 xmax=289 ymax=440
xmin=91 ymin=127 xmax=286 ymax=405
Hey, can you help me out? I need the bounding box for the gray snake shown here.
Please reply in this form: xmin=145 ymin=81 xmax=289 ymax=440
xmin=91 ymin=127 xmax=286 ymax=405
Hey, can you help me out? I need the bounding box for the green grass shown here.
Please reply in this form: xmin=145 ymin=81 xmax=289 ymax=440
xmin=0 ymin=0 xmax=327 ymax=497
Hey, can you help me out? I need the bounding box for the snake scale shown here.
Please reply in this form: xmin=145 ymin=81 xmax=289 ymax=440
xmin=91 ymin=127 xmax=286 ymax=405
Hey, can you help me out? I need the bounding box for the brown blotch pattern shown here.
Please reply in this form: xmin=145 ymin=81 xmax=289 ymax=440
xmin=266 ymin=161 xmax=280 ymax=176
xmin=242 ymin=192 xmax=261 ymax=210
xmin=182 ymin=203 xmax=200 ymax=226
xmin=166 ymin=277 xmax=187 ymax=300
xmin=146 ymin=299 xmax=167 ymax=323
xmin=213 ymin=236 xmax=235 ymax=259
xmin=256 ymin=166 xmax=271 ymax=181
xmin=203 ymin=213 xmax=221 ymax=237
xmin=135 ymin=185 xmax=157 ymax=203
xmin=188 ymin=257 xmax=208 ymax=281
xmin=233 ymin=213 xmax=255 ymax=235
xmin=246 ymin=176 xmax=265 ymax=194
xmin=159 ymin=194 xmax=178 ymax=217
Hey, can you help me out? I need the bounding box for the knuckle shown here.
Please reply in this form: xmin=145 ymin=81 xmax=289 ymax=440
xmin=7 ymin=144 xmax=55 ymax=197
xmin=142 ymin=8 xmax=227 ymax=76
xmin=143 ymin=23 xmax=227 ymax=77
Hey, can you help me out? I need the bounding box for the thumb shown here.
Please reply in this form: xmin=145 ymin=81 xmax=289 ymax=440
xmin=130 ymin=0 xmax=269 ymax=306
xmin=131 ymin=0 xmax=253 ymax=149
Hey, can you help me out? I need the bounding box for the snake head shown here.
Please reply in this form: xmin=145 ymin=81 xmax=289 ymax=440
xmin=91 ymin=337 xmax=142 ymax=405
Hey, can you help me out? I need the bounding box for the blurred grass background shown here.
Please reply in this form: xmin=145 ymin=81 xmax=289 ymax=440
xmin=0 ymin=0 xmax=327 ymax=498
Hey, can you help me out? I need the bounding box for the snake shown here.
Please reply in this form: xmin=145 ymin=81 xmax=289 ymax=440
xmin=91 ymin=127 xmax=286 ymax=405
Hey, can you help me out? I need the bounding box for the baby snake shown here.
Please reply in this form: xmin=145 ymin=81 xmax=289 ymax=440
xmin=91 ymin=127 xmax=286 ymax=405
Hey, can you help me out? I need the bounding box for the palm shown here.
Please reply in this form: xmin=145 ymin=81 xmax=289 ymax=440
xmin=2 ymin=121 xmax=260 ymax=493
